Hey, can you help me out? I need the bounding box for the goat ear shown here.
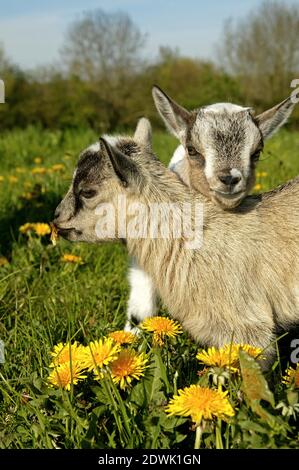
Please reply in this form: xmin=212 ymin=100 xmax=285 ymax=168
xmin=256 ymin=96 xmax=296 ymax=140
xmin=134 ymin=117 xmax=152 ymax=147
xmin=99 ymin=138 xmax=140 ymax=188
xmin=152 ymin=85 xmax=191 ymax=141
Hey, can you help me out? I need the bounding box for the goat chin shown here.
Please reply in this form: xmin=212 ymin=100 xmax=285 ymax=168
xmin=211 ymin=191 xmax=247 ymax=210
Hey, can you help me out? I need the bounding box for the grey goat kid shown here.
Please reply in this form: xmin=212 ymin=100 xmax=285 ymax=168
xmin=54 ymin=119 xmax=299 ymax=363
xmin=153 ymin=86 xmax=296 ymax=210
xmin=126 ymin=87 xmax=297 ymax=331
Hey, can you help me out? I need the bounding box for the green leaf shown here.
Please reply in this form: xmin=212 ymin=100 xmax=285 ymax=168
xmin=130 ymin=353 xmax=166 ymax=408
xmin=287 ymin=390 xmax=298 ymax=406
xmin=129 ymin=380 xmax=146 ymax=408
xmin=237 ymin=419 xmax=269 ymax=434
xmin=91 ymin=385 xmax=110 ymax=405
xmin=239 ymin=350 xmax=276 ymax=425
xmin=143 ymin=356 xmax=166 ymax=404
xmin=239 ymin=350 xmax=275 ymax=406
xmin=152 ymin=348 xmax=170 ymax=393
xmin=158 ymin=412 xmax=186 ymax=431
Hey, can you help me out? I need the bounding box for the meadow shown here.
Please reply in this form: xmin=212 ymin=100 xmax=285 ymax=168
xmin=0 ymin=126 xmax=298 ymax=449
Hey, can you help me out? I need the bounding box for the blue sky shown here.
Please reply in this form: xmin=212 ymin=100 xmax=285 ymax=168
xmin=0 ymin=0 xmax=296 ymax=69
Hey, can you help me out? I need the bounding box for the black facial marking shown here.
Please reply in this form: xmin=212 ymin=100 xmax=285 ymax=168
xmin=74 ymin=193 xmax=83 ymax=215
xmin=72 ymin=150 xmax=105 ymax=214
xmin=186 ymin=118 xmax=205 ymax=166
xmin=74 ymin=151 xmax=103 ymax=188
xmin=118 ymin=141 xmax=138 ymax=156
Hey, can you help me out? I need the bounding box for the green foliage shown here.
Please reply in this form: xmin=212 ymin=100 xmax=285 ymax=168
xmin=0 ymin=52 xmax=298 ymax=131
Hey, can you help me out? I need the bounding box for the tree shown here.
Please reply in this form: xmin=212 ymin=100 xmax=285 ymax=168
xmin=60 ymin=10 xmax=147 ymax=130
xmin=217 ymin=1 xmax=299 ymax=108
xmin=61 ymin=9 xmax=146 ymax=83
xmin=0 ymin=44 xmax=10 ymax=72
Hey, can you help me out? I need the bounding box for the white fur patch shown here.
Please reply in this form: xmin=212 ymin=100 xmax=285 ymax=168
xmin=87 ymin=142 xmax=101 ymax=152
xmin=127 ymin=261 xmax=157 ymax=321
xmin=101 ymin=135 xmax=121 ymax=147
xmin=169 ymin=145 xmax=185 ymax=170
xmin=203 ymin=151 xmax=215 ymax=179
xmin=230 ymin=168 xmax=242 ymax=178
xmin=72 ymin=168 xmax=77 ymax=182
xmin=87 ymin=135 xmax=124 ymax=153
xmin=204 ymin=103 xmax=250 ymax=114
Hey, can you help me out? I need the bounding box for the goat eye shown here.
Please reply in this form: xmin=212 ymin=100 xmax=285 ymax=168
xmin=251 ymin=151 xmax=260 ymax=163
xmin=187 ymin=146 xmax=198 ymax=157
xmin=187 ymin=146 xmax=205 ymax=166
xmin=81 ymin=189 xmax=96 ymax=199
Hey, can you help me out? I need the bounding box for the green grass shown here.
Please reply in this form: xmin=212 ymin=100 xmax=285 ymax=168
xmin=0 ymin=126 xmax=298 ymax=449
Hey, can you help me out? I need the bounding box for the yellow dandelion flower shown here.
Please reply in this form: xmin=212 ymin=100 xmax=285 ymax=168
xmin=48 ymin=362 xmax=87 ymax=391
xmin=32 ymin=167 xmax=47 ymax=175
xmin=51 ymin=164 xmax=65 ymax=172
xmin=33 ymin=223 xmax=51 ymax=236
xmin=49 ymin=341 xmax=85 ymax=367
xmin=0 ymin=256 xmax=9 ymax=266
xmin=82 ymin=338 xmax=121 ymax=374
xmin=196 ymin=344 xmax=262 ymax=372
xmin=61 ymin=254 xmax=83 ymax=264
xmin=16 ymin=167 xmax=26 ymax=174
xmin=166 ymin=384 xmax=235 ymax=424
xmin=197 ymin=346 xmax=239 ymax=371
xmin=108 ymin=330 xmax=136 ymax=345
xmin=109 ymin=350 xmax=148 ymax=389
xmin=19 ymin=222 xmax=51 ymax=236
xmin=19 ymin=222 xmax=34 ymax=234
xmin=260 ymin=172 xmax=268 ymax=178
xmin=8 ymin=175 xmax=18 ymax=184
xmin=282 ymin=364 xmax=299 ymax=388
xmin=238 ymin=344 xmax=262 ymax=358
xmin=0 ymin=176 xmax=4 ymax=182
xmin=141 ymin=316 xmax=183 ymax=346
xmin=254 ymin=183 xmax=262 ymax=191
xmin=34 ymin=157 xmax=42 ymax=164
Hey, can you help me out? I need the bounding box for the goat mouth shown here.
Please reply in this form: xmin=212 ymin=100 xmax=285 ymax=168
xmin=56 ymin=227 xmax=79 ymax=238
xmin=213 ymin=190 xmax=244 ymax=199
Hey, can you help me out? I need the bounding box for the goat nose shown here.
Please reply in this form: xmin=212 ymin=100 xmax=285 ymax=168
xmin=218 ymin=174 xmax=241 ymax=186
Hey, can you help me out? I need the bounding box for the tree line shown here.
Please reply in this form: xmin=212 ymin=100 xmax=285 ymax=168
xmin=0 ymin=1 xmax=298 ymax=132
